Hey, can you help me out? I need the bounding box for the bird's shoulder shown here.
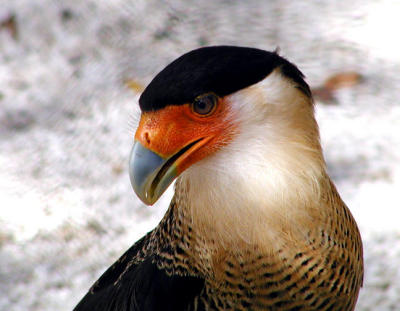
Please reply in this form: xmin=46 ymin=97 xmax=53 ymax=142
xmin=73 ymin=230 xmax=204 ymax=311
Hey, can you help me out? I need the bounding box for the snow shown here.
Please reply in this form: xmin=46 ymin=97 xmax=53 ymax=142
xmin=0 ymin=0 xmax=399 ymax=310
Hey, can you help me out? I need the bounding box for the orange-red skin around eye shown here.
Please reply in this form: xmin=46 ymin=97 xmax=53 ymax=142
xmin=134 ymin=98 xmax=236 ymax=174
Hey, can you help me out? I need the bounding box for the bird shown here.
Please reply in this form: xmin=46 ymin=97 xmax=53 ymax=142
xmin=74 ymin=46 xmax=363 ymax=311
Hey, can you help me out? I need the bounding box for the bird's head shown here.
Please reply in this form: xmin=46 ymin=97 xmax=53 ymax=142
xmin=130 ymin=46 xmax=325 ymax=210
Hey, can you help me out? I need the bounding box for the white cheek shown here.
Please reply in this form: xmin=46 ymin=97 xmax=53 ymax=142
xmin=186 ymin=70 xmax=315 ymax=206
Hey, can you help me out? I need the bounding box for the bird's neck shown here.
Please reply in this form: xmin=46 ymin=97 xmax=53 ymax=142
xmin=174 ymin=149 xmax=332 ymax=254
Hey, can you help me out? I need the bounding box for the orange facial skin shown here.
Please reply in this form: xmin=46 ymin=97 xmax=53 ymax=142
xmin=134 ymin=97 xmax=237 ymax=175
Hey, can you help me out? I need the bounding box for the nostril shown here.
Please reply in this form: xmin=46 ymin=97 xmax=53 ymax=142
xmin=144 ymin=132 xmax=151 ymax=144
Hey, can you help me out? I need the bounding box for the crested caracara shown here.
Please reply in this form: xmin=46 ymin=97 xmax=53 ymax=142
xmin=74 ymin=46 xmax=363 ymax=311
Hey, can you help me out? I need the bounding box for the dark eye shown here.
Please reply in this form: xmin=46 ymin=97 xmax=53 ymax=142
xmin=191 ymin=93 xmax=218 ymax=116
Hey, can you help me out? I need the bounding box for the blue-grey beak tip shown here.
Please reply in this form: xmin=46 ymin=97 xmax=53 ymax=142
xmin=129 ymin=142 xmax=177 ymax=205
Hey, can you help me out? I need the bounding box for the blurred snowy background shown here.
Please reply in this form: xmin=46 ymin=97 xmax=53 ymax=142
xmin=1 ymin=0 xmax=399 ymax=310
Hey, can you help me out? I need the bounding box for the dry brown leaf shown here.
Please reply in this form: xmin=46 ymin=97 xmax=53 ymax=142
xmin=0 ymin=13 xmax=18 ymax=40
xmin=323 ymin=71 xmax=363 ymax=91
xmin=312 ymin=71 xmax=363 ymax=104
xmin=124 ymin=79 xmax=145 ymax=93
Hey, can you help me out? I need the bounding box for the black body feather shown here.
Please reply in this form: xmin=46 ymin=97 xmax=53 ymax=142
xmin=74 ymin=231 xmax=204 ymax=311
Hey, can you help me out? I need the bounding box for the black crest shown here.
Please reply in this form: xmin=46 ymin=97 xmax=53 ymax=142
xmin=139 ymin=46 xmax=310 ymax=111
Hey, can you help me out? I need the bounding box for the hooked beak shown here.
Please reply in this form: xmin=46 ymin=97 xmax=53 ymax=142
xmin=129 ymin=139 xmax=203 ymax=205
xmin=129 ymin=142 xmax=171 ymax=205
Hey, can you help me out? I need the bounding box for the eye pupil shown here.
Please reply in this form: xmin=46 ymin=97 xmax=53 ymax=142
xmin=197 ymin=100 xmax=207 ymax=111
xmin=192 ymin=93 xmax=217 ymax=116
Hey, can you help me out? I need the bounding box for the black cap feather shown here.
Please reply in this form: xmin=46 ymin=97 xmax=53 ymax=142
xmin=139 ymin=46 xmax=310 ymax=112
